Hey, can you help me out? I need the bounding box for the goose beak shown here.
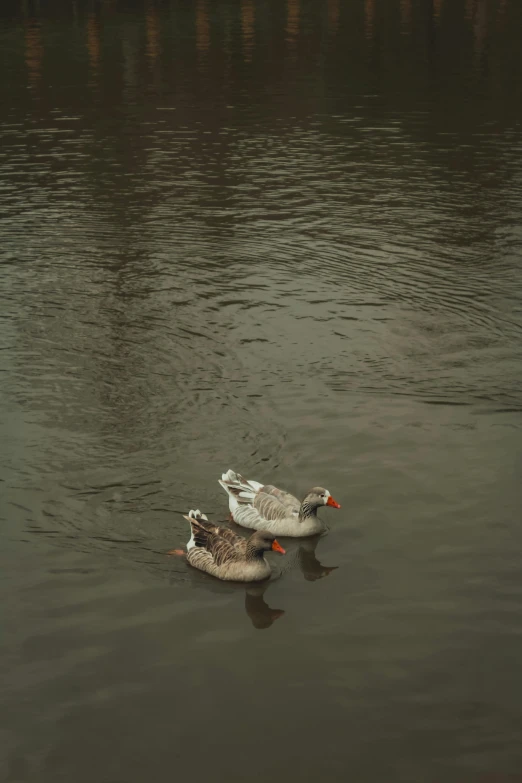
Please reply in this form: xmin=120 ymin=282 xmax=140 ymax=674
xmin=272 ymin=540 xmax=286 ymax=555
xmin=326 ymin=496 xmax=341 ymax=509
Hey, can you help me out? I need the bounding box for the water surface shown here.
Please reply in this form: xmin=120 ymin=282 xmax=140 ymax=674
xmin=1 ymin=1 xmax=522 ymax=781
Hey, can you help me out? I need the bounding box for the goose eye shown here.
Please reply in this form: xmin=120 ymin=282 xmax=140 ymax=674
xmin=320 ymin=493 xmax=325 ymax=498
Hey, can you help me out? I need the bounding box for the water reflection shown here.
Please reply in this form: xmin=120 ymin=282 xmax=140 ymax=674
xmin=194 ymin=531 xmax=338 ymax=627
xmin=241 ymin=0 xmax=255 ymax=62
xmin=364 ymin=0 xmax=375 ymax=41
xmin=167 ymin=532 xmax=336 ymax=629
xmin=327 ymin=0 xmax=340 ymax=36
xmin=295 ymin=536 xmax=338 ymax=583
xmin=13 ymin=0 xmax=521 ymax=110
xmin=472 ymin=0 xmax=488 ymax=61
xmin=1 ymin=0 xmax=522 ymax=777
xmin=173 ymin=562 xmax=286 ymax=630
xmin=286 ymin=0 xmax=299 ymax=54
xmin=223 ymin=533 xmax=338 ymax=627
xmin=400 ymin=0 xmax=412 ymax=32
xmin=122 ymin=30 xmax=138 ymax=98
xmin=244 ymin=583 xmax=284 ymax=629
xmin=145 ymin=1 xmax=161 ymax=67
xmin=86 ymin=12 xmax=101 ymax=88
xmin=24 ymin=16 xmax=42 ymax=89
xmin=196 ymin=0 xmax=210 ymax=57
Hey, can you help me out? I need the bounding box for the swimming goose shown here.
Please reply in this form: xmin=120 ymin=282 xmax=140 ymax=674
xmin=182 ymin=509 xmax=285 ymax=582
xmin=219 ymin=469 xmax=341 ymax=538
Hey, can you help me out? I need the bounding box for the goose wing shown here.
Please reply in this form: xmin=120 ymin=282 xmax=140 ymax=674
xmin=260 ymin=484 xmax=300 ymax=511
xmin=189 ymin=516 xmax=246 ymax=565
xmin=253 ymin=488 xmax=300 ymax=522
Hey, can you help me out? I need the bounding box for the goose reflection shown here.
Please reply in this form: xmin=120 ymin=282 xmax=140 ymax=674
xmin=243 ymin=534 xmax=337 ymax=627
xmin=167 ymin=548 xmax=285 ymax=630
xmin=167 ymin=525 xmax=336 ymax=629
xmin=294 ymin=534 xmax=338 ymax=582
xmin=219 ymin=523 xmax=338 ymax=584
xmin=244 ymin=582 xmax=285 ymax=629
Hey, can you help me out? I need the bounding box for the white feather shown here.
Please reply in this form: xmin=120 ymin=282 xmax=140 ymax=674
xmin=219 ymin=470 xmax=262 ymax=494
xmin=219 ymin=470 xmax=266 ymax=516
xmin=185 ymin=508 xmax=207 ymax=550
xmin=228 ymin=494 xmax=240 ymax=512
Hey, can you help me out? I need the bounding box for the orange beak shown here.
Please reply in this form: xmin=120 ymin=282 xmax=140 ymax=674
xmin=326 ymin=496 xmax=341 ymax=509
xmin=272 ymin=540 xmax=286 ymax=554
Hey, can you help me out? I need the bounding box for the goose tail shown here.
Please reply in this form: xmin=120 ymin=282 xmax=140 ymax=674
xmin=218 ymin=469 xmax=262 ymax=506
xmin=184 ymin=509 xmax=208 ymax=550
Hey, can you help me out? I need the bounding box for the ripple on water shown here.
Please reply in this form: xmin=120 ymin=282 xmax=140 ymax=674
xmin=1 ymin=91 xmax=521 ymax=574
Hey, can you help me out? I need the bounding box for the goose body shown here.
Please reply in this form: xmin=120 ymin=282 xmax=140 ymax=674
xmin=183 ymin=509 xmax=285 ymax=582
xmin=219 ymin=470 xmax=341 ymax=538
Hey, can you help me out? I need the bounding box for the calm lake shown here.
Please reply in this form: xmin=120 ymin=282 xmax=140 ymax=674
xmin=1 ymin=0 xmax=522 ymax=781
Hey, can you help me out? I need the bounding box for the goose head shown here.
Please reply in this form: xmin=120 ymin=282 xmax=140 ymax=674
xmin=305 ymin=487 xmax=341 ymax=510
xmin=248 ymin=530 xmax=286 ymax=556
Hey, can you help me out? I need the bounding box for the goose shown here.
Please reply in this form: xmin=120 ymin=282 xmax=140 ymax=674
xmin=178 ymin=509 xmax=285 ymax=582
xmin=219 ymin=469 xmax=341 ymax=538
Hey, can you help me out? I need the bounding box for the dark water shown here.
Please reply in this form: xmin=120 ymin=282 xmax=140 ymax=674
xmin=1 ymin=0 xmax=522 ymax=780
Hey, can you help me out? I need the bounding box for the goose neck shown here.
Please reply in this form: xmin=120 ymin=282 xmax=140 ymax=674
xmin=299 ymin=500 xmax=318 ymax=520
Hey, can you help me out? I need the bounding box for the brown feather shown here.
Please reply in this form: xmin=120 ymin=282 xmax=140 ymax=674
xmin=189 ymin=517 xmax=247 ymax=566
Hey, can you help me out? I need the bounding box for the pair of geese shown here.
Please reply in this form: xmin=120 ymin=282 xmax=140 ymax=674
xmin=171 ymin=469 xmax=341 ymax=582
